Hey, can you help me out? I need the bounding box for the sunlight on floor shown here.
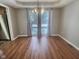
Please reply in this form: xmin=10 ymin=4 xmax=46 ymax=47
xmin=29 ymin=36 xmax=48 ymax=55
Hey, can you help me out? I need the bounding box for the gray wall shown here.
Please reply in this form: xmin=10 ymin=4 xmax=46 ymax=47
xmin=52 ymin=9 xmax=61 ymax=35
xmin=16 ymin=8 xmax=27 ymax=35
xmin=59 ymin=0 xmax=79 ymax=48
xmin=8 ymin=7 xmax=18 ymax=39
xmin=49 ymin=9 xmax=61 ymax=35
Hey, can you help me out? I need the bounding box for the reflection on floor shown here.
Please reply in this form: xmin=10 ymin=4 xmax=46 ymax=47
xmin=0 ymin=36 xmax=79 ymax=59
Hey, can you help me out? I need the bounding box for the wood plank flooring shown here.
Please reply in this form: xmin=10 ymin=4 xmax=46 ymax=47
xmin=0 ymin=36 xmax=79 ymax=59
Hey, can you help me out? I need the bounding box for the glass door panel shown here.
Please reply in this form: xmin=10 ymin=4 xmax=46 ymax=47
xmin=41 ymin=10 xmax=49 ymax=36
xmin=28 ymin=9 xmax=38 ymax=36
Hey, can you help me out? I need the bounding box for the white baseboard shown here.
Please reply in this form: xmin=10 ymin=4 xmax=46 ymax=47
xmin=13 ymin=34 xmax=58 ymax=40
xmin=12 ymin=35 xmax=28 ymax=41
xmin=17 ymin=35 xmax=28 ymax=37
xmin=57 ymin=34 xmax=79 ymax=51
xmin=51 ymin=34 xmax=58 ymax=36
xmin=12 ymin=36 xmax=18 ymax=41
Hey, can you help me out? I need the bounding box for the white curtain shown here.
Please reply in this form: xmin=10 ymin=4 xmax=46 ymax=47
xmin=26 ymin=9 xmax=32 ymax=36
xmin=48 ymin=9 xmax=53 ymax=36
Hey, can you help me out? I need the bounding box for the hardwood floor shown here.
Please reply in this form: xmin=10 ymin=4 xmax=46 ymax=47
xmin=0 ymin=36 xmax=79 ymax=59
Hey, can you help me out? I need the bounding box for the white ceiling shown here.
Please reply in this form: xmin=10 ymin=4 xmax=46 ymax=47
xmin=16 ymin=0 xmax=59 ymax=2
xmin=0 ymin=0 xmax=77 ymax=8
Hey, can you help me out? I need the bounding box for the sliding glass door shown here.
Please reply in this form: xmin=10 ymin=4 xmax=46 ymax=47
xmin=28 ymin=8 xmax=49 ymax=36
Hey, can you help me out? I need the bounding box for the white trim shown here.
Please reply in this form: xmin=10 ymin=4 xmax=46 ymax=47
xmin=57 ymin=34 xmax=79 ymax=51
xmin=12 ymin=35 xmax=28 ymax=41
xmin=51 ymin=34 xmax=58 ymax=36
xmin=13 ymin=34 xmax=58 ymax=40
xmin=0 ymin=4 xmax=8 ymax=8
xmin=6 ymin=7 xmax=14 ymax=40
xmin=12 ymin=36 xmax=18 ymax=41
xmin=17 ymin=35 xmax=28 ymax=37
xmin=17 ymin=34 xmax=58 ymax=37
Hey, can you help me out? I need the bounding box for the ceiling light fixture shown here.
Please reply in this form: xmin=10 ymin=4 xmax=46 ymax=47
xmin=32 ymin=0 xmax=44 ymax=14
